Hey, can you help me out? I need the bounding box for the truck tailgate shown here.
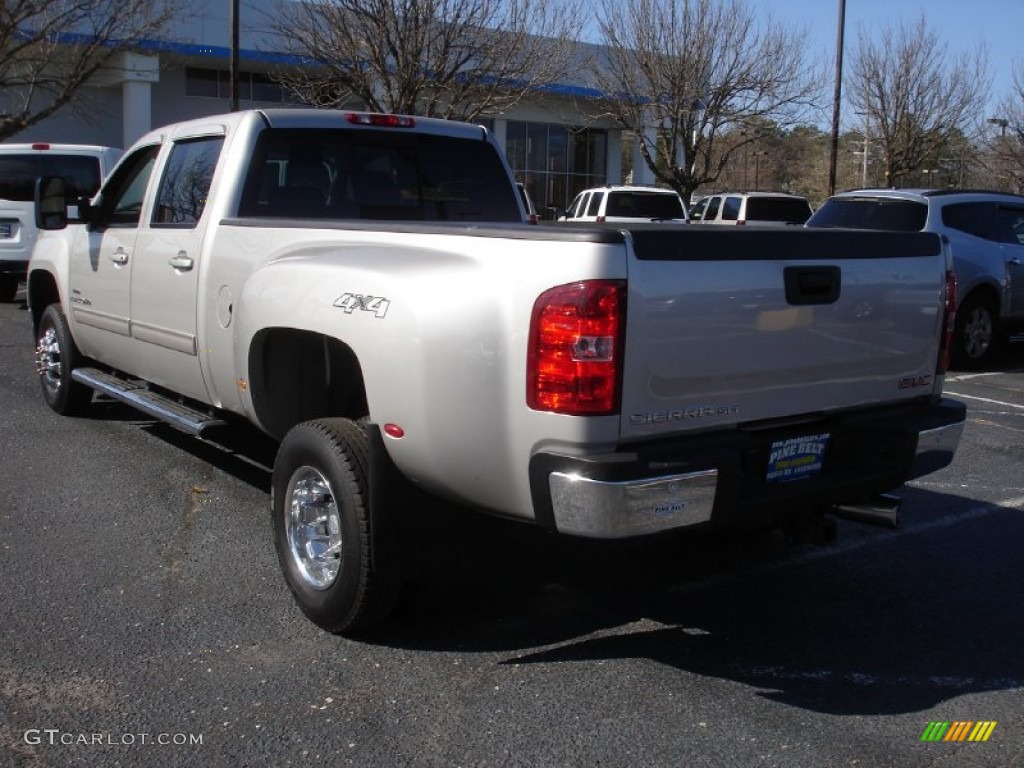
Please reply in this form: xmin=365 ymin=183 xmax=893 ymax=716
xmin=620 ymin=228 xmax=946 ymax=441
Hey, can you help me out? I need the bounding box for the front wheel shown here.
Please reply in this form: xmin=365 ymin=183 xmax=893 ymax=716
xmin=272 ymin=418 xmax=401 ymax=634
xmin=952 ymin=294 xmax=999 ymax=370
xmin=35 ymin=304 xmax=92 ymax=415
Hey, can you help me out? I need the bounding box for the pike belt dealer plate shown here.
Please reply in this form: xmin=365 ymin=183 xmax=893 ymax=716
xmin=766 ymin=433 xmax=830 ymax=483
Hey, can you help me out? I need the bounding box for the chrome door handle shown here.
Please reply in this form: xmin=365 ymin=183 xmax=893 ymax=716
xmin=110 ymin=249 xmax=129 ymax=265
xmin=168 ymin=252 xmax=194 ymax=271
xmin=1009 ymin=258 xmax=1023 ymax=266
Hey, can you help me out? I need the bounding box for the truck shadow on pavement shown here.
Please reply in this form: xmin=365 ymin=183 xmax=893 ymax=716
xmin=130 ymin=412 xmax=1023 ymax=718
xmin=371 ymin=487 xmax=1024 ymax=717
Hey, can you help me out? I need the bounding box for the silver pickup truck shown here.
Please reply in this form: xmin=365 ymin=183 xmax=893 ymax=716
xmin=27 ymin=109 xmax=966 ymax=634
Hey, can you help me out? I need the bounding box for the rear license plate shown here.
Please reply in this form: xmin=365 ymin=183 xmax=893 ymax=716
xmin=766 ymin=433 xmax=830 ymax=483
xmin=0 ymin=224 xmax=10 ymax=238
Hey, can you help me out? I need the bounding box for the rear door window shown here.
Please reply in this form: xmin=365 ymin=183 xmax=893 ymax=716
xmin=152 ymin=137 xmax=223 ymax=228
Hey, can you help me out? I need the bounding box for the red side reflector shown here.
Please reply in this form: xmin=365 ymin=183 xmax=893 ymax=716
xmin=938 ymin=270 xmax=957 ymax=374
xmin=31 ymin=143 xmax=50 ymax=150
xmin=527 ymin=280 xmax=626 ymax=415
xmin=345 ymin=113 xmax=416 ymax=128
xmin=383 ymin=423 xmax=405 ymax=438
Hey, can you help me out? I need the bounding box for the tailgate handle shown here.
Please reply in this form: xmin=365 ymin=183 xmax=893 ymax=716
xmin=784 ymin=266 xmax=841 ymax=305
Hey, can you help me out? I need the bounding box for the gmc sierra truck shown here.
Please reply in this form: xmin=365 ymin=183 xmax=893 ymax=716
xmin=27 ymin=109 xmax=966 ymax=635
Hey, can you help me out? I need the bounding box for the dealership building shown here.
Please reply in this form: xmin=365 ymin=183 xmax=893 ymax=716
xmin=8 ymin=0 xmax=651 ymax=213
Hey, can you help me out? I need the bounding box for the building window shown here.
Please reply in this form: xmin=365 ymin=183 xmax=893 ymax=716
xmin=505 ymin=120 xmax=607 ymax=216
xmin=185 ymin=67 xmax=288 ymax=103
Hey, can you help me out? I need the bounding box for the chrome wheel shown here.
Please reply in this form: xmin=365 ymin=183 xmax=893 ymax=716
xmin=35 ymin=326 xmax=62 ymax=398
xmin=285 ymin=466 xmax=343 ymax=590
xmin=962 ymin=305 xmax=993 ymax=360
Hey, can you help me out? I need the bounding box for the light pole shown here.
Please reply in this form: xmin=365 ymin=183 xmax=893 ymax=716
xmin=229 ymin=0 xmax=240 ymax=111
xmin=988 ymin=117 xmax=1009 ymax=137
xmin=753 ymin=151 xmax=768 ymax=190
xmin=827 ymin=0 xmax=847 ymax=196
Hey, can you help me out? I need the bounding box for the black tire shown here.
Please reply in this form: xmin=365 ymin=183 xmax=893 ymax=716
xmin=0 ymin=275 xmax=19 ymax=303
xmin=272 ymin=418 xmax=401 ymax=634
xmin=952 ymin=294 xmax=999 ymax=370
xmin=35 ymin=304 xmax=92 ymax=415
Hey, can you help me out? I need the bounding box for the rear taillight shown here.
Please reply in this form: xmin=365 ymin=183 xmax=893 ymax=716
xmin=31 ymin=142 xmax=50 ymax=150
xmin=938 ymin=270 xmax=957 ymax=374
xmin=527 ymin=280 xmax=626 ymax=415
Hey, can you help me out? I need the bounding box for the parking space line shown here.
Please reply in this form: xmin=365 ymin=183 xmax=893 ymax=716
xmin=944 ymin=391 xmax=1024 ymax=410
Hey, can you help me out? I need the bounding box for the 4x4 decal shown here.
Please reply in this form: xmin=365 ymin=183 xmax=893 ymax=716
xmin=333 ymin=293 xmax=390 ymax=319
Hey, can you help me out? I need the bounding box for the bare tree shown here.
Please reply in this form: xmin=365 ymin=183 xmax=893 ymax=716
xmin=848 ymin=15 xmax=988 ymax=189
xmin=985 ymin=64 xmax=1024 ymax=192
xmin=0 ymin=0 xmax=185 ymax=140
xmin=589 ymin=0 xmax=822 ymax=201
xmin=266 ymin=0 xmax=585 ymax=122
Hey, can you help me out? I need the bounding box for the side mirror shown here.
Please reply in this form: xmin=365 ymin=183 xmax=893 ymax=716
xmin=73 ymin=195 xmax=95 ymax=226
xmin=35 ymin=176 xmax=68 ymax=230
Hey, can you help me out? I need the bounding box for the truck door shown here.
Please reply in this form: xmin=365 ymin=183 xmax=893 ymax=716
xmin=68 ymin=144 xmax=160 ymax=367
xmin=129 ymin=134 xmax=224 ymax=403
xmin=996 ymin=205 xmax=1024 ymax=319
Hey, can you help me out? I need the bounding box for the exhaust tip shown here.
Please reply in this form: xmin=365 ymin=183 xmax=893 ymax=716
xmin=831 ymin=493 xmax=901 ymax=530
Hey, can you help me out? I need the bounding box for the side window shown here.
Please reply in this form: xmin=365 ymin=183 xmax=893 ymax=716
xmin=152 ymin=136 xmax=224 ymax=228
xmin=586 ymin=191 xmax=603 ymax=217
xmin=690 ymin=198 xmax=708 ymax=221
xmin=96 ymin=145 xmax=161 ymax=228
xmin=564 ymin=193 xmax=583 ymax=219
xmin=722 ymin=196 xmax=741 ymax=221
xmin=942 ymin=202 xmax=995 ymax=240
xmin=996 ymin=207 xmax=1024 ymax=245
xmin=705 ymin=196 xmax=722 ymax=221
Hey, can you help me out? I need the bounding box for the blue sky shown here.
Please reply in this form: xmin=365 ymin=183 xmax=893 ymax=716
xmin=762 ymin=0 xmax=1021 ymax=127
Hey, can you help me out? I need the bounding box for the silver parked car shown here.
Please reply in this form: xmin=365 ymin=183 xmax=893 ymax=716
xmin=806 ymin=188 xmax=1024 ymax=368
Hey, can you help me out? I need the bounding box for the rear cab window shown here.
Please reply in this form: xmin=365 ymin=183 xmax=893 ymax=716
xmin=0 ymin=154 xmax=103 ymax=201
xmin=238 ymin=128 xmax=521 ymax=222
xmin=605 ymin=191 xmax=684 ymax=219
xmin=807 ymin=198 xmax=928 ymax=231
xmin=745 ymin=197 xmax=813 ymax=224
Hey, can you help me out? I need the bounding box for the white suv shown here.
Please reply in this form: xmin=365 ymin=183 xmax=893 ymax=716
xmin=0 ymin=143 xmax=123 ymax=301
xmin=690 ymin=191 xmax=812 ymax=226
xmin=806 ymin=188 xmax=1024 ymax=368
xmin=560 ymin=185 xmax=688 ymax=223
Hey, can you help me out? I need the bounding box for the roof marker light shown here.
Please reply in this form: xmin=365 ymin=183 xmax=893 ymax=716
xmin=345 ymin=113 xmax=416 ymax=128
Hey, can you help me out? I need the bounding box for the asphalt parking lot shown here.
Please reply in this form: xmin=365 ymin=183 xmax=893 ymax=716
xmin=1 ymin=293 xmax=1023 ymax=768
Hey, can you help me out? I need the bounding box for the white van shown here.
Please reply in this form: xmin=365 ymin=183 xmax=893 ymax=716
xmin=690 ymin=191 xmax=812 ymax=226
xmin=0 ymin=143 xmax=123 ymax=301
xmin=560 ymin=185 xmax=688 ymax=223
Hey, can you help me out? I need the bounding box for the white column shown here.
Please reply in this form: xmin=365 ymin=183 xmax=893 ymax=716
xmin=92 ymin=52 xmax=160 ymax=148
xmin=631 ymin=125 xmax=657 ymax=185
xmin=605 ymin=130 xmax=622 ymax=185
xmin=122 ymin=79 xmax=153 ymax=147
